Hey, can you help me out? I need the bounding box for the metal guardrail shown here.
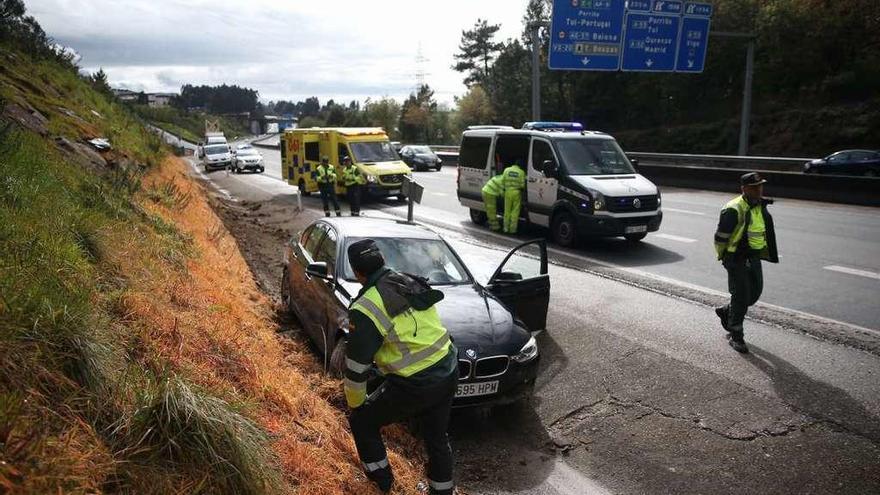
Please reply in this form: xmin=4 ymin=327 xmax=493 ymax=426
xmin=626 ymin=152 xmax=816 ymax=173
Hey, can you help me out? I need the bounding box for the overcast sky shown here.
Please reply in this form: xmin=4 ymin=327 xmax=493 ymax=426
xmin=28 ymin=0 xmax=532 ymax=107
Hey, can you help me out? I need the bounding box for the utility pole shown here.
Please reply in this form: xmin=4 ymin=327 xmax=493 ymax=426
xmin=711 ymin=31 xmax=757 ymax=156
xmin=530 ymin=21 xmax=550 ymax=121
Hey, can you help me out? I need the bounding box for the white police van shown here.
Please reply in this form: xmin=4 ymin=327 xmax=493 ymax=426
xmin=456 ymin=122 xmax=662 ymax=246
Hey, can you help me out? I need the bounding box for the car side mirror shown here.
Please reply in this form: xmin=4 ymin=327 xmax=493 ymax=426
xmin=306 ymin=261 xmax=331 ymax=279
xmin=493 ymin=271 xmax=523 ymax=283
xmin=542 ymin=160 xmax=558 ymax=178
xmin=630 ymin=157 xmax=639 ymax=170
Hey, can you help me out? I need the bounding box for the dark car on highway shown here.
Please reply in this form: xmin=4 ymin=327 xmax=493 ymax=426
xmin=804 ymin=150 xmax=880 ymax=177
xmin=399 ymin=145 xmax=443 ymax=171
xmin=281 ymin=217 xmax=549 ymax=407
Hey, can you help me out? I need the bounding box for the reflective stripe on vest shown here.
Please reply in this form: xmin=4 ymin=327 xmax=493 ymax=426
xmin=351 ymin=285 xmax=451 ymax=377
xmin=482 ymin=175 xmax=504 ymax=196
xmin=747 ymin=206 xmax=767 ymax=250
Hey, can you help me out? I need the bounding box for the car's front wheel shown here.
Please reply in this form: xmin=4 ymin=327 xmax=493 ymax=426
xmin=551 ymin=212 xmax=579 ymax=247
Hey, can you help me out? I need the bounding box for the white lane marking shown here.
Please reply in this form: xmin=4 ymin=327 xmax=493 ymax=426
xmin=431 ymin=192 xmax=449 ymax=197
xmin=373 ymin=207 xmax=880 ymax=337
xmin=186 ymin=159 xmax=237 ymax=201
xmin=654 ymin=233 xmax=698 ymax=243
xmin=663 ymin=207 xmax=706 ymax=216
xmin=824 ymin=265 xmax=880 ymax=281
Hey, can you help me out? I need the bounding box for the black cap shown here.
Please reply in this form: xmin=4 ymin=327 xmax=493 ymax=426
xmin=348 ymin=239 xmax=385 ymax=276
xmin=321 ymin=155 xmax=329 ymax=162
xmin=343 ymin=156 xmax=351 ymax=162
xmin=741 ymin=172 xmax=767 ymax=186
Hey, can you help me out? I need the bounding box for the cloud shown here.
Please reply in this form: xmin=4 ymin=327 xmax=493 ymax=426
xmin=28 ymin=0 xmax=531 ymax=105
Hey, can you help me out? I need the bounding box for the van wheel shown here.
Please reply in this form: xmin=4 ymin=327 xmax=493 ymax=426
xmin=624 ymin=232 xmax=647 ymax=243
xmin=552 ymin=212 xmax=578 ymax=247
xmin=298 ymin=180 xmax=311 ymax=197
xmin=329 ymin=338 xmax=346 ymax=377
xmin=470 ymin=209 xmax=488 ymax=225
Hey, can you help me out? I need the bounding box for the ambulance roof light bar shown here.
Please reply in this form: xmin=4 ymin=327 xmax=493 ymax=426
xmin=521 ymin=122 xmax=584 ymax=132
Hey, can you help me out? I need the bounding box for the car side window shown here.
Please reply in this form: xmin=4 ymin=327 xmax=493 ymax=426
xmin=532 ymin=139 xmax=555 ymax=175
xmin=828 ymin=152 xmax=849 ymax=163
xmin=303 ymin=223 xmax=327 ymax=258
xmin=313 ymin=228 xmax=338 ymax=275
xmin=850 ymin=151 xmax=870 ymax=161
xmin=459 ymin=136 xmax=492 ymax=170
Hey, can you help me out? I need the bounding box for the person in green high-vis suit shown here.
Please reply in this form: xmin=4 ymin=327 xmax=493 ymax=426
xmin=481 ymin=172 xmax=505 ymax=231
xmin=502 ymin=162 xmax=526 ymax=234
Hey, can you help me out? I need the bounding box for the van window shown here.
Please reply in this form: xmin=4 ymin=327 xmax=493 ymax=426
xmin=338 ymin=144 xmax=351 ymax=163
xmin=459 ymin=136 xmax=491 ymax=170
xmin=495 ymin=135 xmax=530 ymax=173
xmin=555 ymin=139 xmax=635 ymax=176
xmin=305 ymin=141 xmax=320 ymax=161
xmin=532 ymin=140 xmax=556 ymax=173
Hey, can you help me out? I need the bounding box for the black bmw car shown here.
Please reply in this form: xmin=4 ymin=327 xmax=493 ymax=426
xmin=399 ymin=145 xmax=443 ymax=171
xmin=281 ymin=217 xmax=549 ymax=407
xmin=804 ymin=150 xmax=880 ymax=177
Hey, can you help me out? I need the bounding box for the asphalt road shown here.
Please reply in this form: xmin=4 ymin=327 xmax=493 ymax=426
xmin=185 ymin=148 xmax=880 ymax=495
xmin=251 ymin=143 xmax=880 ymax=332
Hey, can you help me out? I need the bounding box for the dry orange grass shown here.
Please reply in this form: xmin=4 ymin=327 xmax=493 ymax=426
xmin=122 ymin=156 xmax=426 ymax=494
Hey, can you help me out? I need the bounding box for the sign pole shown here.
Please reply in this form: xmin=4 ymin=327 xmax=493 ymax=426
xmin=530 ymin=23 xmax=545 ymax=121
xmin=738 ymin=39 xmax=755 ymax=156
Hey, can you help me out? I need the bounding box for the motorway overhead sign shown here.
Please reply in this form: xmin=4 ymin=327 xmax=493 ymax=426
xmin=548 ymin=0 xmax=713 ymax=73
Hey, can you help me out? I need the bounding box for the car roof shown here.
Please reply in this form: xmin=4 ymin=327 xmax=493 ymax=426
xmin=318 ymin=217 xmax=442 ymax=241
xmin=462 ymin=128 xmax=614 ymax=140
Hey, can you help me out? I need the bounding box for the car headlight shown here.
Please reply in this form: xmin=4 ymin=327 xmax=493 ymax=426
xmin=656 ymin=189 xmax=661 ymax=206
xmin=366 ymin=174 xmax=377 ymax=183
xmin=511 ymin=336 xmax=538 ymax=363
xmin=593 ymin=191 xmax=605 ymax=211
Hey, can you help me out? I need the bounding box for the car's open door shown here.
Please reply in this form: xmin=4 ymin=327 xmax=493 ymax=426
xmin=486 ymin=239 xmax=549 ymax=332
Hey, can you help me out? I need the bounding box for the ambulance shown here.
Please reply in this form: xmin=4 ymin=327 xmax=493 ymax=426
xmin=457 ymin=122 xmax=662 ymax=246
xmin=280 ymin=128 xmax=411 ymax=198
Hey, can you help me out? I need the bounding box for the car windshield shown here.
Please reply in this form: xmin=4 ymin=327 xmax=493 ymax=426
xmin=555 ymin=139 xmax=636 ymax=176
xmin=205 ymin=145 xmax=228 ymax=155
xmin=350 ymin=141 xmax=398 ymax=162
xmin=411 ymin=146 xmax=432 ymax=154
xmin=237 ymin=149 xmax=258 ymax=156
xmin=342 ymin=237 xmax=471 ymax=285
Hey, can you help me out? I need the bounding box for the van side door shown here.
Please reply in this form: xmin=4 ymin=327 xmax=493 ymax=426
xmin=527 ymin=138 xmax=559 ymax=228
xmin=457 ymin=135 xmax=493 ymax=207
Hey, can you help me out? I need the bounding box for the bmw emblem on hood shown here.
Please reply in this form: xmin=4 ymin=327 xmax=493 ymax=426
xmin=465 ymin=349 xmax=477 ymax=360
xmin=633 ymin=198 xmax=641 ymax=209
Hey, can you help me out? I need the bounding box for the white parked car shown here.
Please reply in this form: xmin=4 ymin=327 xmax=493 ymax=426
xmin=202 ymin=144 xmax=233 ymax=172
xmin=232 ymin=148 xmax=264 ymax=174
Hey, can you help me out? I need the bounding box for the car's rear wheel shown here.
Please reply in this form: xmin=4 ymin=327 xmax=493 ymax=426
xmin=624 ymin=232 xmax=648 ymax=243
xmin=329 ymin=337 xmax=346 ymax=377
xmin=298 ymin=179 xmax=311 ymax=196
xmin=470 ymin=208 xmax=487 ymax=225
xmin=865 ymin=170 xmax=877 ymax=177
xmin=551 ymin=212 xmax=578 ymax=247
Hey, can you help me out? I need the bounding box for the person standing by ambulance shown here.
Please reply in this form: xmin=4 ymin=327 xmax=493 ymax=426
xmin=713 ymin=172 xmax=779 ymax=353
xmin=344 ymin=239 xmax=458 ymax=495
xmin=481 ymin=171 xmax=505 ymax=232
xmin=501 ymin=161 xmax=526 ymax=234
xmin=316 ymin=156 xmax=341 ymax=217
xmin=342 ymin=156 xmax=366 ymax=216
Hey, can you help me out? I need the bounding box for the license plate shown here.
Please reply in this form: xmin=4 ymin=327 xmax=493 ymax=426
xmin=456 ymin=381 xmax=499 ymax=398
xmin=625 ymin=225 xmax=648 ymax=234
xmin=387 ymin=189 xmax=400 ymax=195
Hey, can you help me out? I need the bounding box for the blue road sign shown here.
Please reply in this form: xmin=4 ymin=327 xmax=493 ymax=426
xmin=675 ymin=15 xmax=710 ymax=72
xmin=548 ymin=0 xmax=627 ymax=71
xmin=621 ymin=13 xmax=682 ymax=71
xmin=683 ymin=1 xmax=713 ymax=17
xmin=627 ymin=0 xmax=652 ymax=12
xmin=652 ymin=0 xmax=683 ymax=15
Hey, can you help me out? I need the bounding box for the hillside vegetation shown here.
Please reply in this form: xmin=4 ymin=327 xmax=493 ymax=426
xmin=0 ymin=15 xmax=422 ymax=495
xmin=131 ymin=104 xmax=252 ymax=144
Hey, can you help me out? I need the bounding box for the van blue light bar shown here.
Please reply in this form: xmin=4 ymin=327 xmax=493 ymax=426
xmin=522 ymin=122 xmax=584 ymax=132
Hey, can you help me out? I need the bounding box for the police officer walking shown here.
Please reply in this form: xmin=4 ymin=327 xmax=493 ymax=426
xmin=714 ymin=172 xmax=779 ymax=353
xmin=342 ymin=156 xmax=366 ymax=216
xmin=316 ymin=156 xmax=341 ymax=217
xmin=481 ymin=171 xmax=505 ymax=232
xmin=344 ymin=239 xmax=458 ymax=495
xmin=501 ymin=161 xmax=526 ymax=234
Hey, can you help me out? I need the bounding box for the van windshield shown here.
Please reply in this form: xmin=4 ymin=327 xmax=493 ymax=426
xmin=555 ymin=139 xmax=636 ymax=176
xmin=205 ymin=145 xmax=228 ymax=155
xmin=350 ymin=141 xmax=398 ymax=162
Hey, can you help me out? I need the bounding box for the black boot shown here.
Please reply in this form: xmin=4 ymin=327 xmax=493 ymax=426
xmin=715 ymin=306 xmax=730 ymax=332
xmin=367 ymin=467 xmax=394 ymax=493
xmin=726 ymin=333 xmax=749 ymax=354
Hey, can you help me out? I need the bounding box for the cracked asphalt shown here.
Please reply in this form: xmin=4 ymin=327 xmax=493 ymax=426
xmin=177 ymin=138 xmax=880 ymax=494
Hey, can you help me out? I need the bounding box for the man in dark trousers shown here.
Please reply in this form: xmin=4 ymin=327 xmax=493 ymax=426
xmin=341 ymin=156 xmax=366 ymax=216
xmin=713 ymin=172 xmax=779 ymax=353
xmin=344 ymin=239 xmax=458 ymax=494
xmin=316 ymin=155 xmax=341 ymax=217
